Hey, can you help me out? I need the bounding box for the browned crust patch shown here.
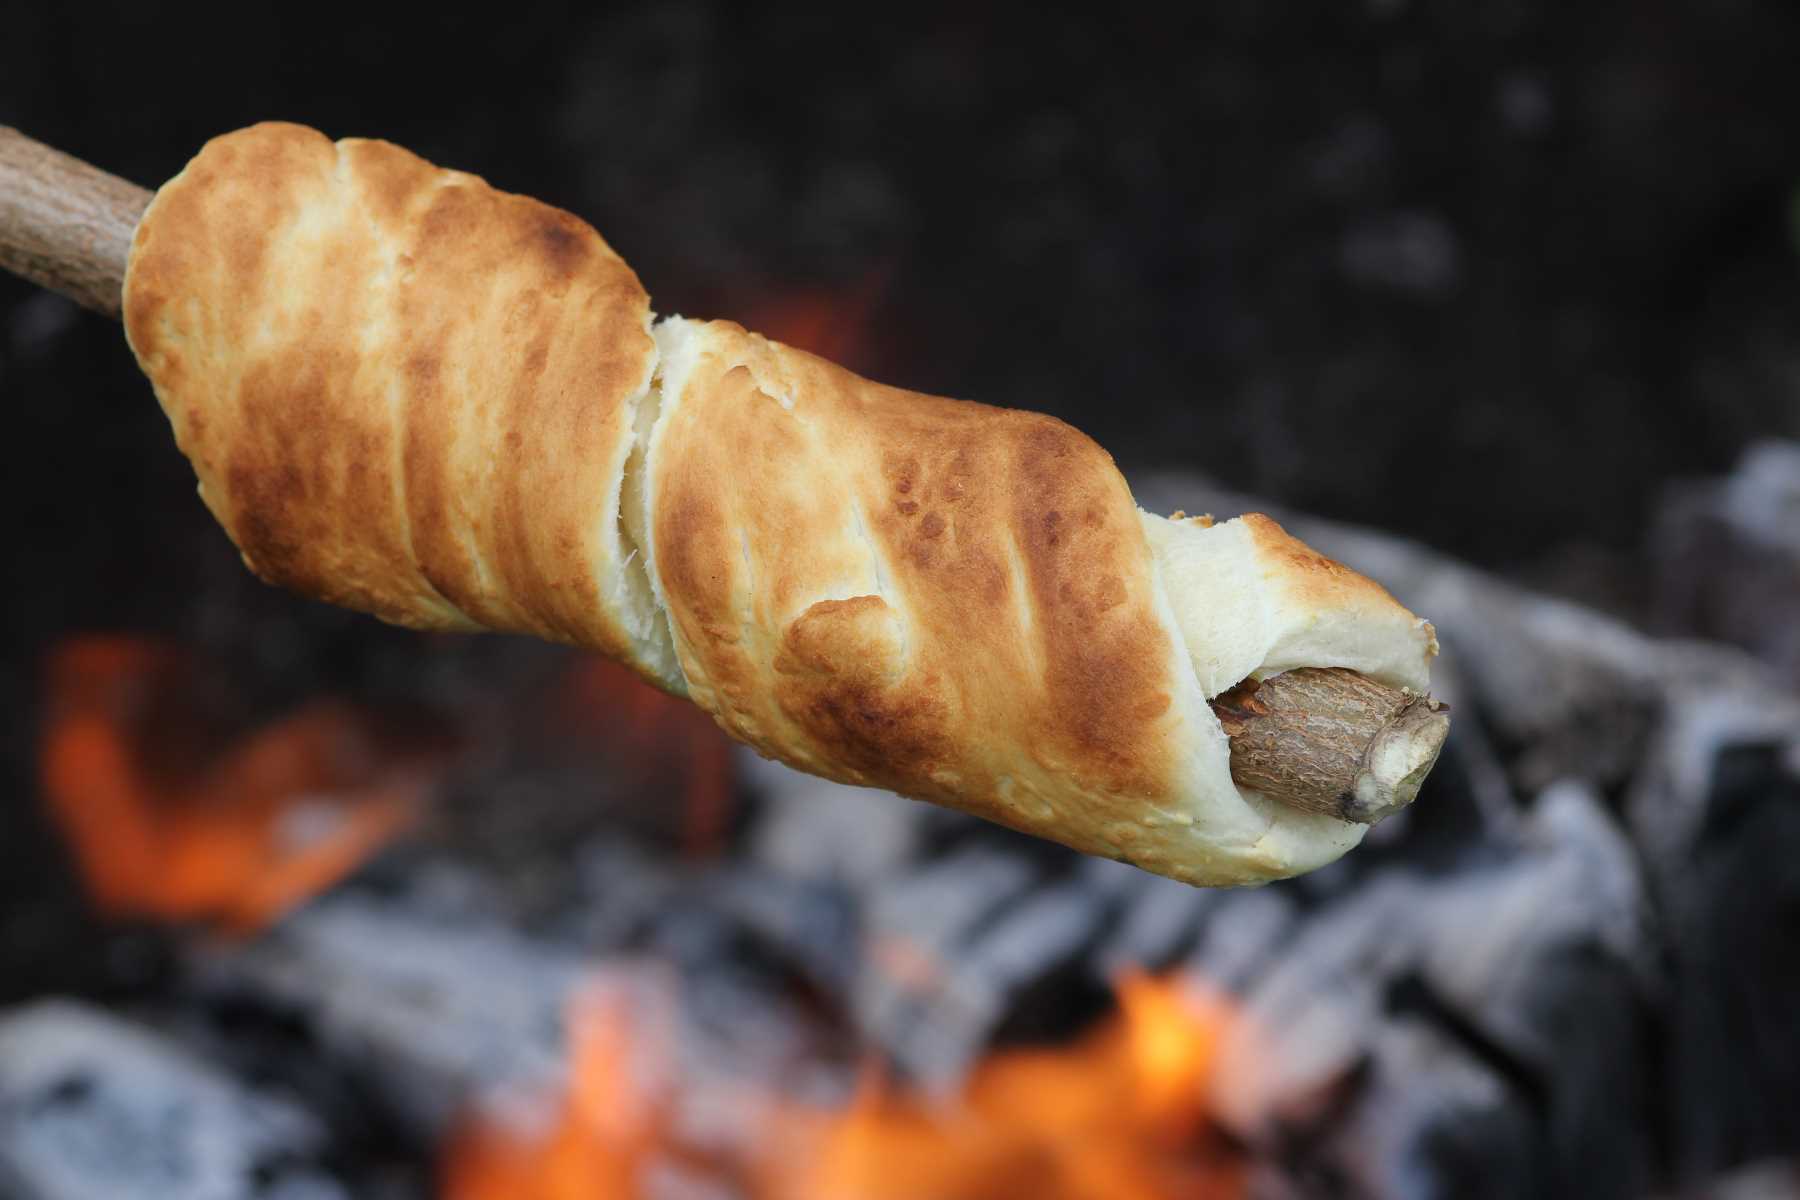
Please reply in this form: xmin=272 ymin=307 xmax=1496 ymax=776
xmin=651 ymin=324 xmax=1186 ymax=842
xmin=124 ymin=122 xmax=661 ymax=670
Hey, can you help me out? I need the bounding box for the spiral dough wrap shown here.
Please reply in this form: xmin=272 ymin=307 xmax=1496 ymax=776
xmin=124 ymin=123 xmax=1436 ymax=886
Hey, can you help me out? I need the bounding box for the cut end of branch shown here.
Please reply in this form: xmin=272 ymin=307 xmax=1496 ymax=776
xmin=1353 ymin=693 xmax=1451 ymax=822
xmin=1212 ymin=668 xmax=1450 ymax=825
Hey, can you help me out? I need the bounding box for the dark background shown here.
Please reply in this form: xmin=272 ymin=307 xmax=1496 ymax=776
xmin=3 ymin=4 xmax=1800 ymax=982
xmin=9 ymin=3 xmax=1800 ymax=600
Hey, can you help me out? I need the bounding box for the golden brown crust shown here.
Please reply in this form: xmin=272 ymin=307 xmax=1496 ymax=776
xmin=124 ymin=122 xmax=662 ymax=671
xmin=1240 ymin=513 xmax=1404 ymax=621
xmin=122 ymin=123 xmax=1438 ymax=885
xmin=1240 ymin=512 xmax=1441 ymax=669
xmin=650 ymin=322 xmax=1191 ymax=850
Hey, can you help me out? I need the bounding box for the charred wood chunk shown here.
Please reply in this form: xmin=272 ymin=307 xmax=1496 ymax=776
xmin=1645 ymin=740 xmax=1800 ymax=1181
xmin=1652 ymin=441 xmax=1800 ymax=689
xmin=184 ymin=884 xmax=588 ymax=1134
xmin=1208 ymin=784 xmax=1656 ymax=1199
xmin=0 ymin=1002 xmax=348 ymax=1200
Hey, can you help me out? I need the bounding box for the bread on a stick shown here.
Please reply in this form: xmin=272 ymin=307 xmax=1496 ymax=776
xmin=123 ymin=123 xmax=1439 ymax=886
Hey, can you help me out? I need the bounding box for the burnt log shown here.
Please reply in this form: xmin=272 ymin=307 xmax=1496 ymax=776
xmin=12 ymin=467 xmax=1784 ymax=1200
xmin=1204 ymin=783 xmax=1654 ymax=1199
xmin=182 ymin=878 xmax=591 ymax=1134
xmin=0 ymin=1001 xmax=350 ymax=1200
xmin=1137 ymin=472 xmax=1800 ymax=1191
xmin=1653 ymin=440 xmax=1800 ymax=689
xmin=178 ymin=842 xmax=844 ymax=1185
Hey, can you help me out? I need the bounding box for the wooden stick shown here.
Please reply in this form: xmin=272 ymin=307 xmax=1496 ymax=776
xmin=0 ymin=126 xmax=151 ymax=318
xmin=1214 ymin=668 xmax=1449 ymax=823
xmin=0 ymin=125 xmax=1449 ymax=825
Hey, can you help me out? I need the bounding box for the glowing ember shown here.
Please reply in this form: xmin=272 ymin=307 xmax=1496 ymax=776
xmin=767 ymin=971 xmax=1241 ymax=1200
xmin=39 ymin=636 xmax=446 ymax=933
xmin=442 ymin=978 xmax=671 ymax=1200
xmin=444 ymin=970 xmax=1243 ymax=1200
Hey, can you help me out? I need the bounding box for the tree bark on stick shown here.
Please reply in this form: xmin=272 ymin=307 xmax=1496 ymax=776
xmin=0 ymin=124 xmax=1449 ymax=824
xmin=1214 ymin=668 xmax=1450 ymax=823
xmin=0 ymin=127 xmax=151 ymax=318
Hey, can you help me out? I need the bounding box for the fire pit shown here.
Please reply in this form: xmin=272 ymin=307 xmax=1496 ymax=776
xmin=4 ymin=10 xmax=1800 ymax=1195
xmin=1 ymin=435 xmax=1796 ymax=1198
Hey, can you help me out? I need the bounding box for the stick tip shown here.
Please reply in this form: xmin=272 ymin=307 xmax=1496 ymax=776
xmin=1348 ymin=697 xmax=1451 ymax=823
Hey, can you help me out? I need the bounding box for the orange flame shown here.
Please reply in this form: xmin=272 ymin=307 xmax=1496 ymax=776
xmin=765 ymin=972 xmax=1242 ymax=1200
xmin=443 ymin=979 xmax=669 ymax=1200
xmin=39 ymin=636 xmax=445 ymax=933
xmin=443 ymin=970 xmax=1243 ymax=1200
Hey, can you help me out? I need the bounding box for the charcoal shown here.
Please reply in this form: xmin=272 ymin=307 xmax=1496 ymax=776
xmin=183 ymin=881 xmax=588 ymax=1134
xmin=1653 ymin=441 xmax=1800 ymax=688
xmin=849 ymin=841 xmax=1183 ymax=1078
xmin=848 ymin=844 xmax=1055 ymax=1084
xmin=183 ymin=847 xmax=843 ymax=1184
xmin=690 ymin=869 xmax=860 ymax=996
xmin=740 ymin=753 xmax=937 ymax=884
xmin=8 ymin=465 xmax=1793 ymax=1200
xmin=1627 ymin=708 xmax=1800 ymax=1182
xmin=1241 ymin=1016 xmax=1549 ymax=1200
xmin=719 ymin=477 xmax=1800 ymax=1182
xmin=1184 ymin=886 xmax=1301 ymax=996
xmin=562 ymin=836 xmax=692 ymax=948
xmin=0 ymin=1001 xmax=347 ymax=1200
xmin=1681 ymin=1158 xmax=1800 ymax=1200
xmin=941 ymin=862 xmax=1128 ymax=1031
xmin=1413 ymin=783 xmax=1651 ymax=1052
xmin=1134 ymin=476 xmax=1798 ymax=1188
xmin=639 ymin=897 xmax=845 ymax=1092
xmin=1312 ymin=1016 xmax=1545 ymax=1200
xmin=1206 ymin=783 xmax=1654 ymax=1199
xmin=1095 ymin=868 xmax=1216 ymax=976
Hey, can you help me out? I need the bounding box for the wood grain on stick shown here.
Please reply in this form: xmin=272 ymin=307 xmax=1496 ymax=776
xmin=1214 ymin=668 xmax=1450 ymax=823
xmin=0 ymin=126 xmax=151 ymax=318
xmin=0 ymin=124 xmax=1448 ymax=824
